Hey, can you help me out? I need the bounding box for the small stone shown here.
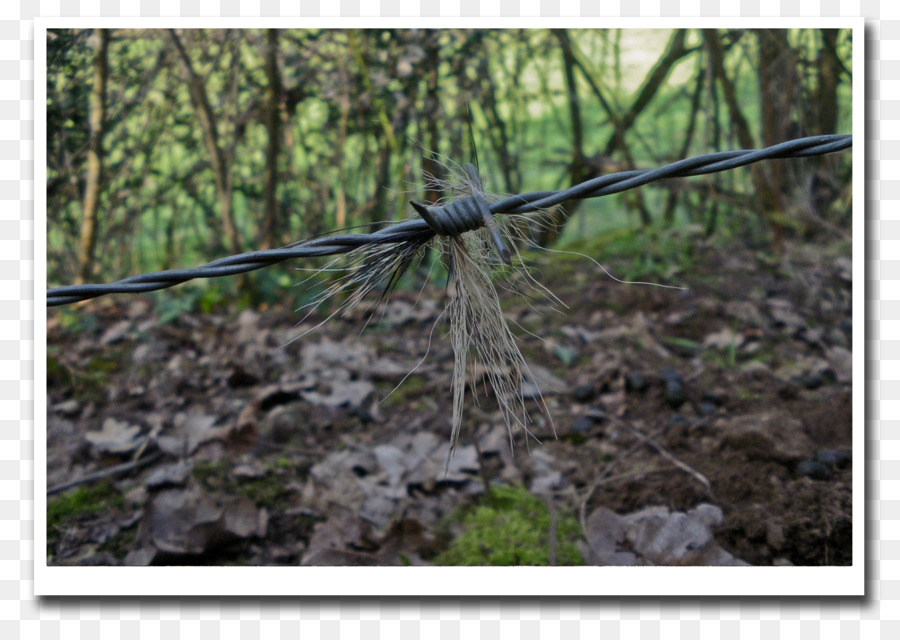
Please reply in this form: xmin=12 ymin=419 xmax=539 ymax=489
xmin=232 ymin=462 xmax=268 ymax=479
xmin=698 ymin=401 xmax=718 ymax=416
xmin=585 ymin=407 xmax=609 ymax=423
xmin=53 ymin=399 xmax=81 ymax=417
xmin=667 ymin=415 xmax=691 ymax=432
xmin=570 ymin=417 xmax=595 ymax=436
xmin=145 ymin=462 xmax=193 ymax=489
xmin=803 ymin=374 xmax=823 ymax=390
xmin=816 ymin=450 xmax=851 ymax=470
xmin=625 ymin=373 xmax=648 ymax=393
xmin=124 ymin=547 xmax=157 ymax=566
xmin=777 ymin=383 xmax=801 ymax=401
xmin=766 ymin=520 xmax=786 ymax=551
xmin=660 ymin=369 xmax=686 ymax=409
xmin=796 ymin=460 xmax=833 ymax=481
xmin=804 ymin=369 xmax=836 ymax=390
xmin=839 ymin=319 xmax=852 ymax=335
xmin=124 ymin=486 xmax=149 ymax=507
xmin=572 ymin=385 xmax=596 ymax=403
xmin=227 ymin=366 xmax=259 ymax=388
xmin=717 ymin=412 xmax=812 ymax=463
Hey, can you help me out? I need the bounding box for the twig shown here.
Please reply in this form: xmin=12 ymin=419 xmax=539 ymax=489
xmin=620 ymin=420 xmax=713 ymax=496
xmin=47 ymin=451 xmax=164 ymax=497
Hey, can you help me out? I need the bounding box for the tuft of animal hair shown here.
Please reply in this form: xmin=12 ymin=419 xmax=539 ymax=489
xmin=290 ymin=146 xmax=683 ymax=466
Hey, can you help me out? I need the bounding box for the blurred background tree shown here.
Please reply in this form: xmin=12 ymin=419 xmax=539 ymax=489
xmin=45 ymin=28 xmax=852 ymax=307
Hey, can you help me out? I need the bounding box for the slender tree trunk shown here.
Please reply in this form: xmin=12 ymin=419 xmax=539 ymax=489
xmin=532 ymin=29 xmax=584 ymax=248
xmin=423 ymin=34 xmax=442 ymax=206
xmin=602 ymin=30 xmax=688 ymax=157
xmin=476 ymin=38 xmax=517 ymax=194
xmin=705 ymin=29 xmax=786 ymax=247
xmin=703 ymin=30 xmax=754 ymax=149
xmin=808 ymin=29 xmax=844 ymax=215
xmin=756 ymin=29 xmax=796 ymax=248
xmin=814 ymin=29 xmax=841 ymax=136
xmin=166 ymin=29 xmax=241 ymax=256
xmin=76 ymin=29 xmax=109 ymax=285
xmin=261 ymin=29 xmax=282 ymax=250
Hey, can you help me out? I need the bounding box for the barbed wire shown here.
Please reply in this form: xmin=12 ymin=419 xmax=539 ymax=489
xmin=47 ymin=134 xmax=852 ymax=307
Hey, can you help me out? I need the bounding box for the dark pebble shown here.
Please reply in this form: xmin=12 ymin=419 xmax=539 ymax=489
xmin=777 ymin=383 xmax=801 ymax=401
xmin=570 ymin=417 xmax=595 ymax=435
xmin=625 ymin=373 xmax=649 ymax=393
xmin=840 ymin=319 xmax=852 ymax=335
xmin=660 ymin=369 xmax=687 ymax=408
xmin=572 ymin=385 xmax=596 ymax=403
xmin=816 ymin=450 xmax=851 ymax=470
xmin=667 ymin=415 xmax=691 ymax=431
xmin=701 ymin=391 xmax=724 ymax=406
xmin=796 ymin=460 xmax=834 ymax=481
xmin=698 ymin=401 xmax=718 ymax=416
xmin=803 ymin=374 xmax=825 ymax=390
xmin=227 ymin=366 xmax=259 ymax=388
xmin=804 ymin=369 xmax=837 ymax=390
xmin=585 ymin=407 xmax=609 ymax=423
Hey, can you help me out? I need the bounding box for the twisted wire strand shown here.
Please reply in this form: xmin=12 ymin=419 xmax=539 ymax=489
xmin=47 ymin=134 xmax=851 ymax=307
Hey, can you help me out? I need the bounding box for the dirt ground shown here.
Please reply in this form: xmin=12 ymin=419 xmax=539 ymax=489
xmin=45 ymin=235 xmax=853 ymax=568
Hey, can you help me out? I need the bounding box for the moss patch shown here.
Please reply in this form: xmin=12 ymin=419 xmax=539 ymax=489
xmin=47 ymin=483 xmax=125 ymax=556
xmin=434 ymin=485 xmax=585 ymax=566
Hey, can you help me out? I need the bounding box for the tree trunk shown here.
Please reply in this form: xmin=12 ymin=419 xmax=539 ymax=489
xmin=166 ymin=29 xmax=241 ymax=256
xmin=814 ymin=29 xmax=841 ymax=136
xmin=261 ymin=29 xmax=282 ymax=250
xmin=756 ymin=29 xmax=796 ymax=248
xmin=602 ymin=30 xmax=688 ymax=157
xmin=76 ymin=29 xmax=109 ymax=285
xmin=531 ymin=29 xmax=584 ymax=248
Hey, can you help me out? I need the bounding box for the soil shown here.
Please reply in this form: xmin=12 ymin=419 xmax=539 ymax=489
xmin=45 ymin=236 xmax=854 ymax=568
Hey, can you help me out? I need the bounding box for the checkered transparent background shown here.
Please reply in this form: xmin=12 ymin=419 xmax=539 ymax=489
xmin=9 ymin=0 xmax=896 ymax=636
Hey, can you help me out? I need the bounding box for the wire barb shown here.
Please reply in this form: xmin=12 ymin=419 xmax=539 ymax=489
xmin=46 ymin=134 xmax=852 ymax=307
xmin=411 ymin=163 xmax=512 ymax=265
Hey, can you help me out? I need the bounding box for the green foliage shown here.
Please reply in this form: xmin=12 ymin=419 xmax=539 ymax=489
xmin=46 ymin=28 xmax=852 ymax=311
xmin=434 ymin=485 xmax=584 ymax=566
xmin=559 ymin=225 xmax=697 ymax=284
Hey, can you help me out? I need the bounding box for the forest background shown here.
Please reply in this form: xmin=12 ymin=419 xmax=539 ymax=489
xmin=43 ymin=28 xmax=856 ymax=568
xmin=46 ymin=28 xmax=852 ymax=308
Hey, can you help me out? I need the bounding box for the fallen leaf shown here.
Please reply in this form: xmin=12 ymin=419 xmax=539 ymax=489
xmin=85 ymin=418 xmax=145 ymax=455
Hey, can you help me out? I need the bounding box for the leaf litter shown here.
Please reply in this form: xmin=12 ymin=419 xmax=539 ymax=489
xmin=47 ymin=215 xmax=852 ymax=568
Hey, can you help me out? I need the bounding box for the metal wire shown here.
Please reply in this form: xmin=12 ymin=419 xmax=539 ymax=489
xmin=47 ymin=134 xmax=851 ymax=307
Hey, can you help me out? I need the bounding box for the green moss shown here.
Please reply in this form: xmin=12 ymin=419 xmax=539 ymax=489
xmin=47 ymin=483 xmax=125 ymax=556
xmin=48 ymin=483 xmax=124 ymax=525
xmin=194 ymin=460 xmax=301 ymax=510
xmin=100 ymin=526 xmax=139 ymax=560
xmin=380 ymin=376 xmax=428 ymax=408
xmin=434 ymin=485 xmax=585 ymax=566
xmin=235 ymin=477 xmax=293 ymax=509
